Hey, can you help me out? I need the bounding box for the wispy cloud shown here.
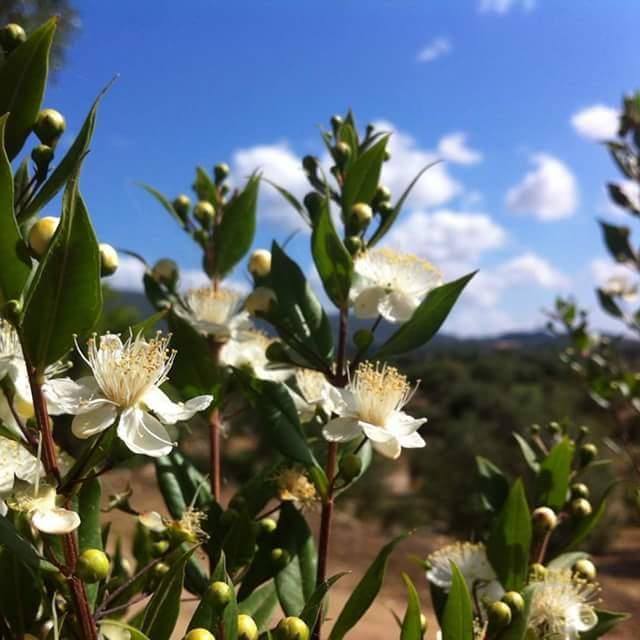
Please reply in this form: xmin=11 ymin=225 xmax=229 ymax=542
xmin=478 ymin=0 xmax=536 ymax=15
xmin=437 ymin=132 xmax=483 ymax=165
xmin=571 ymin=105 xmax=619 ymax=141
xmin=416 ymin=37 xmax=452 ymax=63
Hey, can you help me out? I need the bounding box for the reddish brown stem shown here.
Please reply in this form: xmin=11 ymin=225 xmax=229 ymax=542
xmin=63 ymin=533 xmax=98 ymax=640
xmin=208 ymin=337 xmax=224 ymax=502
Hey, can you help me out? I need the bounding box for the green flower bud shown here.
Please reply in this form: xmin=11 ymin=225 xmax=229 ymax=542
xmin=339 ymin=454 xmax=362 ymax=482
xmin=152 ymin=258 xmax=179 ymax=288
xmin=573 ymin=558 xmax=597 ymax=581
xmin=529 ymin=563 xmax=547 ymax=581
xmin=570 ymin=497 xmax=592 ymax=518
xmin=34 ymin=109 xmax=66 ymax=146
xmin=245 ymin=287 xmax=276 ymax=315
xmin=303 ymin=191 xmax=324 ymax=221
xmin=530 ymin=423 xmax=540 ymax=434
xmin=194 ymin=228 xmax=209 ymax=247
xmin=167 ymin=521 xmax=199 ymax=545
xmin=487 ymin=601 xmax=512 ymax=629
xmin=502 ymin=591 xmax=525 ymax=614
xmin=330 ymin=115 xmax=343 ymax=132
xmin=207 ymin=580 xmax=233 ymax=610
xmin=532 ymin=506 xmax=558 ymax=531
xmin=258 ymin=517 xmax=277 ymax=537
xmin=0 ymin=24 xmax=26 ymax=53
xmin=374 ymin=185 xmax=391 ymax=205
xmin=248 ymin=249 xmax=272 ymax=277
xmin=151 ymin=540 xmax=170 ymax=557
xmin=547 ymin=421 xmax=561 ymax=435
xmin=31 ymin=144 xmax=54 ymax=173
xmin=99 ymin=243 xmax=119 ymax=277
xmin=266 ymin=341 xmax=289 ymax=363
xmin=271 ymin=547 xmax=290 ymax=570
xmin=579 ymin=443 xmax=598 ymax=467
xmin=214 ymin=163 xmax=230 ymax=184
xmin=383 ymin=150 xmax=391 ymax=161
xmin=152 ymin=562 xmax=170 ymax=579
xmin=579 ymin=425 xmax=590 ymax=438
xmin=237 ymin=614 xmax=258 ymax=640
xmin=377 ymin=201 xmax=394 ymax=217
xmin=275 ymin=616 xmax=310 ymax=640
xmin=350 ymin=202 xmax=373 ymax=227
xmin=333 ymin=141 xmax=351 ymax=167
xmin=302 ymin=155 xmax=319 ymax=175
xmin=184 ymin=629 xmax=216 ymax=640
xmin=344 ymin=235 xmax=363 ymax=255
xmin=173 ymin=194 xmax=191 ymax=219
xmin=353 ymin=328 xmax=373 ymax=350
xmin=77 ymin=549 xmax=110 ymax=584
xmin=570 ymin=483 xmax=590 ymax=500
xmin=29 ymin=216 xmax=59 ymax=257
xmin=194 ymin=201 xmax=215 ymax=226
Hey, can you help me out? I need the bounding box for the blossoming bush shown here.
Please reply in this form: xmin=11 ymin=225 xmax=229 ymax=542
xmin=0 ymin=16 xmax=631 ymax=640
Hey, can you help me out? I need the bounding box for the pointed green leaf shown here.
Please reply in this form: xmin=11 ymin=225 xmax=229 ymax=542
xmin=238 ymin=581 xmax=278 ymax=631
xmin=342 ymin=135 xmax=389 ymax=214
xmin=476 ymin=456 xmax=510 ymax=513
xmin=299 ymin=572 xmax=349 ymax=630
xmin=77 ymin=477 xmax=103 ymax=609
xmin=139 ymin=183 xmax=187 ymax=229
xmin=513 ymin=433 xmax=540 ymax=472
xmin=599 ymin=221 xmax=636 ymax=264
xmin=0 ymin=515 xmax=56 ymax=572
xmin=400 ymin=573 xmax=423 ymax=640
xmin=441 ymin=563 xmax=473 ymax=640
xmin=581 ymin=609 xmax=630 ymax=639
xmin=535 ymin=437 xmax=574 ymax=510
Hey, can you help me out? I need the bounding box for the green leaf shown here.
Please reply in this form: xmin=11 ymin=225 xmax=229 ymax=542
xmin=0 ymin=18 xmax=56 ymax=159
xmin=581 ymin=609 xmax=630 ymax=639
xmin=476 ymin=456 xmax=510 ymax=513
xmin=513 ymin=433 xmax=540 ymax=472
xmin=596 ymin=288 xmax=623 ymax=319
xmin=139 ymin=183 xmax=187 ymax=229
xmin=131 ymin=309 xmax=168 ymax=337
xmin=487 ymin=479 xmax=532 ymax=591
xmin=99 ymin=621 xmax=151 ymax=640
xmin=368 ymin=161 xmax=440 ymax=247
xmin=21 ymin=176 xmax=102 ymax=371
xmin=299 ymin=572 xmax=348 ymax=630
xmin=375 ymin=272 xmax=476 ymax=359
xmin=567 ymin=485 xmax=614 ymax=550
xmin=400 ymin=573 xmax=423 ymax=640
xmin=535 ymin=437 xmax=574 ymax=510
xmin=274 ymin=503 xmax=317 ymax=616
xmin=141 ymin=548 xmax=194 ymax=640
xmin=214 ymin=174 xmax=260 ymax=277
xmin=193 ymin=166 xmax=217 ymax=202
xmin=268 ymin=241 xmax=334 ymax=362
xmin=0 ymin=115 xmax=30 ymax=304
xmin=238 ymin=581 xmax=278 ymax=631
xmin=0 ymin=515 xmax=56 ymax=572
xmin=19 ymin=84 xmax=110 ymax=222
xmin=441 ymin=564 xmax=473 ymax=640
xmin=223 ymin=507 xmax=257 ymax=575
xmin=599 ymin=221 xmax=636 ymax=264
xmin=342 ymin=135 xmax=389 ymax=214
xmin=311 ymin=198 xmax=353 ymax=308
xmin=329 ymin=534 xmax=407 ymax=640
xmin=77 ymin=477 xmax=103 ymax=609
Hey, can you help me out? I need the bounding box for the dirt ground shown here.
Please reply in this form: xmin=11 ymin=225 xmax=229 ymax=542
xmin=102 ymin=466 xmax=639 ymax=639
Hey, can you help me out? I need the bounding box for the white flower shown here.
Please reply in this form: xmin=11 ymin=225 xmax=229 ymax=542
xmin=99 ymin=621 xmax=132 ymax=640
xmin=179 ymin=287 xmax=252 ymax=340
xmin=426 ymin=542 xmax=504 ymax=605
xmin=220 ymin=330 xmax=291 ymax=382
xmin=602 ymin=275 xmax=638 ymax=302
xmin=290 ymin=369 xmax=341 ymax=421
xmin=46 ymin=333 xmax=213 ymax=458
xmin=138 ymin=510 xmax=167 ymax=533
xmin=350 ymin=248 xmax=442 ymax=323
xmin=528 ymin=569 xmax=599 ymax=639
xmin=0 ymin=435 xmax=43 ymax=495
xmin=5 ymin=480 xmax=80 ymax=535
xmin=322 ymin=362 xmax=426 ymax=459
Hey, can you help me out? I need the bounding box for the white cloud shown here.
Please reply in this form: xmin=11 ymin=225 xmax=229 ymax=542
xmin=375 ymin=121 xmax=462 ymax=209
xmin=416 ymin=37 xmax=452 ymax=63
xmin=497 ymin=252 xmax=570 ymax=289
xmin=571 ymin=105 xmax=619 ymax=141
xmin=506 ymin=153 xmax=579 ymax=220
xmin=386 ymin=209 xmax=507 ymax=267
xmin=437 ymin=132 xmax=483 ymax=165
xmin=478 ymin=0 xmax=536 ymax=14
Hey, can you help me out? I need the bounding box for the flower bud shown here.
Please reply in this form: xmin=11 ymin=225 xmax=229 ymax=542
xmin=303 ymin=191 xmax=324 ymax=222
xmin=152 ymin=562 xmax=170 ymax=581
xmin=271 ymin=547 xmax=290 ymax=570
xmin=570 ymin=498 xmax=592 ymax=518
xmin=34 ymin=109 xmax=66 ymax=146
xmin=275 ymin=616 xmax=310 ymax=640
xmin=579 ymin=425 xmax=590 ymax=437
xmin=31 ymin=144 xmax=54 ymax=174
xmin=173 ymin=194 xmax=191 ymax=219
xmin=530 ymin=423 xmax=540 ymax=434
xmin=152 ymin=258 xmax=179 ymax=288
xmin=0 ymin=24 xmax=26 ymax=53
xmin=532 ymin=506 xmax=558 ymax=531
xmin=214 ymin=163 xmax=230 ymax=184
xmin=29 ymin=216 xmax=59 ymax=257
xmin=258 ymin=517 xmax=277 ymax=537
xmin=99 ymin=243 xmax=119 ymax=277
xmin=383 ymin=150 xmax=391 ymax=162
xmin=76 ymin=549 xmax=110 ymax=583
xmin=237 ymin=614 xmax=258 ymax=640
xmin=185 ymin=629 xmax=216 ymax=640
xmin=330 ymin=115 xmax=343 ymax=132
xmin=344 ymin=236 xmax=363 ymax=255
xmin=194 ymin=201 xmax=215 ymax=226
xmin=570 ymin=483 xmax=590 ymax=500
xmin=579 ymin=443 xmax=598 ymax=467
xmin=248 ymin=249 xmax=272 ymax=277
xmin=302 ymin=155 xmax=319 ymax=175
xmin=207 ymin=580 xmax=233 ymax=610
xmin=245 ymin=287 xmax=276 ymax=315
xmin=151 ymin=540 xmax=170 ymax=557
xmin=547 ymin=421 xmax=561 ymax=435
xmin=377 ymin=201 xmax=394 ymax=217
xmin=333 ymin=141 xmax=351 ymax=167
xmin=529 ymin=563 xmax=547 ymax=581
xmin=350 ymin=203 xmax=373 ymax=227
xmin=487 ymin=601 xmax=512 ymax=629
xmin=420 ymin=613 xmax=427 ymax=633
xmin=502 ymin=591 xmax=525 ymax=614
xmin=339 ymin=454 xmax=362 ymax=482
xmin=573 ymin=558 xmax=597 ymax=581
xmin=353 ymin=328 xmax=373 ymax=351
xmin=266 ymin=341 xmax=289 ymax=363
xmin=194 ymin=228 xmax=209 ymax=247
xmin=374 ymin=185 xmax=391 ymax=205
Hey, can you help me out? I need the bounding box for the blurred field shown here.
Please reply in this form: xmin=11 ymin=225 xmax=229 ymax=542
xmin=103 ymin=465 xmax=638 ymax=639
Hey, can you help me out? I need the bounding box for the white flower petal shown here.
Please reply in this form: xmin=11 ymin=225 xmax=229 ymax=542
xmin=31 ymin=507 xmax=81 ymax=534
xmin=72 ymin=403 xmax=118 ymax=439
xmin=361 ymin=422 xmax=396 ymax=443
xmin=117 ymin=408 xmax=174 ymax=457
xmin=353 ymin=287 xmax=387 ymax=319
xmin=378 ymin=291 xmax=419 ymax=323
xmin=387 ymin=411 xmax=427 ymax=437
xmin=100 ymin=621 xmax=132 ymax=640
xmin=322 ymin=417 xmax=362 ymax=442
xmin=372 ymin=437 xmax=402 ymax=459
xmin=45 ymin=376 xmax=99 ymax=415
xmin=139 ymin=511 xmax=167 ymax=532
xmin=398 ymin=430 xmax=426 ymax=449
xmin=571 ymin=604 xmax=598 ymax=632
xmin=143 ymin=387 xmax=212 ymax=424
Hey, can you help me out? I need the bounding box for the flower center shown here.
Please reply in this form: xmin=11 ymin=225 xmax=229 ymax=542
xmin=86 ymin=334 xmax=175 ymax=408
xmin=0 ymin=319 xmax=22 ymax=360
xmin=350 ymin=361 xmax=415 ymax=427
xmin=186 ymin=287 xmax=243 ymax=326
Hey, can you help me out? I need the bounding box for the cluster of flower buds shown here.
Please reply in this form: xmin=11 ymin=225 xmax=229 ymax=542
xmin=0 ymin=23 xmax=26 ymax=55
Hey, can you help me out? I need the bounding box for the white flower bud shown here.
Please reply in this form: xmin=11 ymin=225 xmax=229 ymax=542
xmin=248 ymin=249 xmax=272 ymax=277
xmin=28 ymin=216 xmax=59 ymax=257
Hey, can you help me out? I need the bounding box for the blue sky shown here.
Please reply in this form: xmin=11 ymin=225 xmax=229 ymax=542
xmin=41 ymin=0 xmax=640 ymax=335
